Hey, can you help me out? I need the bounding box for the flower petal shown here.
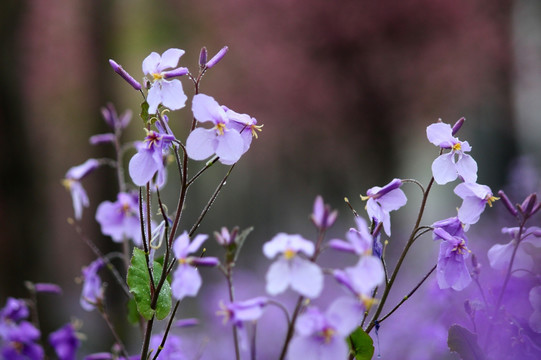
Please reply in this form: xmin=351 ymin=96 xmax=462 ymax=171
xmin=157 ymin=48 xmax=185 ymax=72
xmin=290 ymin=257 xmax=323 ymax=298
xmin=215 ymin=130 xmax=244 ymax=165
xmin=171 ymin=265 xmax=202 ymax=300
xmin=457 ymin=197 xmax=486 ymax=224
xmin=265 ymin=259 xmax=291 ymax=295
xmin=160 ymin=79 xmax=187 ymax=111
xmin=456 ymin=154 xmax=478 ymax=183
xmin=142 ymin=52 xmax=161 ymax=75
xmin=192 ymin=94 xmax=228 ymax=124
xmin=426 ymin=122 xmax=453 ymax=147
xmin=128 ymin=150 xmax=159 ymax=186
xmin=186 ymin=128 xmax=217 ymax=161
xmin=432 ymin=153 xmax=458 ymax=185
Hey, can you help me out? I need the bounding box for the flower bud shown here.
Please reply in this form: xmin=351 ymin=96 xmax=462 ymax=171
xmin=163 ymin=67 xmax=189 ymax=79
xmin=34 ymin=283 xmax=62 ymax=294
xmin=190 ymin=257 xmax=220 ymax=267
xmin=199 ymin=47 xmax=208 ymax=68
xmin=109 ymin=59 xmax=142 ymax=90
xmin=498 ymin=190 xmax=518 ymax=217
xmin=205 ymin=46 xmax=229 ymax=69
xmin=451 ymin=117 xmax=465 ymax=135
xmin=519 ymin=193 xmax=538 ymax=217
xmin=89 ymin=133 xmax=115 ymax=145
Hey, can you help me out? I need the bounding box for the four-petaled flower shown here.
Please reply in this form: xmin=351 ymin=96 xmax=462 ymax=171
xmin=263 ymin=233 xmax=323 ymax=298
xmin=287 ymin=297 xmax=362 ymax=360
xmin=142 ymin=48 xmax=189 ymax=114
xmin=454 ymin=182 xmax=499 ymax=225
xmin=171 ymin=231 xmax=219 ymax=301
xmin=95 ymin=192 xmax=145 ymax=246
xmin=361 ymin=178 xmax=407 ymax=236
xmin=186 ymin=94 xmax=247 ymax=165
xmin=426 ymin=121 xmax=478 ymax=185
xmin=432 ymin=218 xmax=471 ymax=291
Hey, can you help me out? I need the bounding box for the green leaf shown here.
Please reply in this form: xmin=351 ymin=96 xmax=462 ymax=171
xmin=349 ymin=327 xmax=374 ymax=360
xmin=127 ymin=248 xmax=172 ymax=321
xmin=140 ymin=101 xmax=149 ymax=123
xmin=447 ymin=324 xmax=485 ymax=360
xmin=126 ymin=298 xmax=140 ymax=325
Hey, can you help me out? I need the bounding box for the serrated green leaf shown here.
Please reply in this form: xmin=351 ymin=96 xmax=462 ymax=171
xmin=127 ymin=248 xmax=172 ymax=321
xmin=447 ymin=324 xmax=485 ymax=360
xmin=349 ymin=327 xmax=374 ymax=360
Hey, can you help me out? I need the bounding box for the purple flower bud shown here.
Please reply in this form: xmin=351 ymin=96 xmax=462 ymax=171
xmin=163 ymin=67 xmax=189 ymax=79
xmin=205 ymin=46 xmax=229 ymax=68
xmin=34 ymin=283 xmax=62 ymax=294
xmin=498 ymin=190 xmax=518 ymax=217
xmin=451 ymin=117 xmax=465 ymax=135
xmin=108 ymin=59 xmax=142 ymax=91
xmin=49 ymin=323 xmax=80 ymax=360
xmin=173 ymin=318 xmax=199 ymax=328
xmin=89 ymin=133 xmax=115 ymax=145
xmin=520 ymin=193 xmax=538 ymax=217
xmin=199 ymin=47 xmax=208 ymax=68
xmin=311 ymin=196 xmax=338 ymax=231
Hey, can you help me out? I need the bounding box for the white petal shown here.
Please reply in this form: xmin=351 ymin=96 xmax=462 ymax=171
xmin=290 ymin=258 xmax=323 ymax=298
xmin=128 ymin=150 xmax=159 ymax=186
xmin=432 ymin=153 xmax=458 ymax=185
xmin=192 ymin=94 xmax=228 ymax=124
xmin=157 ymin=48 xmax=185 ymax=72
xmin=186 ymin=128 xmax=217 ymax=161
xmin=426 ymin=122 xmax=453 ymax=147
xmin=142 ymin=52 xmax=161 ymax=75
xmin=456 ymin=154 xmax=478 ymax=183
xmin=265 ymin=259 xmax=291 ymax=295
xmin=216 ymin=130 xmax=244 ymax=164
xmin=160 ymin=79 xmax=187 ymax=110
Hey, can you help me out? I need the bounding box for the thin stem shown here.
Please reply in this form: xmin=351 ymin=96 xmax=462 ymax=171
xmin=152 ymin=301 xmax=181 ymax=360
xmin=140 ymin=316 xmax=155 ymax=360
xmin=225 ymin=266 xmax=241 ymax=360
xmin=278 ymin=296 xmax=305 ymax=360
xmin=378 ymin=264 xmax=436 ymax=323
xmin=187 ymin=157 xmax=219 ymax=188
xmin=100 ymin=307 xmax=130 ymax=359
xmin=365 ymin=177 xmax=435 ymax=334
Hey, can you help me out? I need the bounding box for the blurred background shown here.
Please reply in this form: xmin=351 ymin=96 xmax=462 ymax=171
xmin=1 ymin=0 xmax=540 ymax=358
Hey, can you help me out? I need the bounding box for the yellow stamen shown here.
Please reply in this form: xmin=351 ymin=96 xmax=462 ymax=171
xmin=250 ymin=124 xmax=264 ymax=139
xmin=486 ymin=195 xmax=499 ymax=207
xmin=152 ymin=73 xmax=163 ymax=81
xmin=452 ymin=142 xmax=462 ymax=151
xmin=320 ymin=328 xmax=335 ymax=343
xmin=283 ymin=249 xmax=296 ymax=260
xmin=62 ymin=178 xmax=74 ymax=190
xmin=360 ymin=194 xmax=370 ymax=201
xmin=215 ymin=122 xmax=226 ymax=136
xmin=359 ymin=294 xmax=378 ymax=311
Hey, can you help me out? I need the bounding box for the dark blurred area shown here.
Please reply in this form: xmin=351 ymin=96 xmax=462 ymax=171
xmin=1 ymin=0 xmax=540 ymax=356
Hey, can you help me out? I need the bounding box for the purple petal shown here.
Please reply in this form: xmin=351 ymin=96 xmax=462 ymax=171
xmin=347 ymin=255 xmax=384 ymax=295
xmin=159 ymin=79 xmax=187 ymax=111
xmin=432 ymin=153 xmax=458 ymax=184
xmin=215 ymin=130 xmax=245 ymax=164
xmin=142 ymin=52 xmax=161 ymax=75
xmin=290 ymin=257 xmax=323 ymax=298
xmin=186 ymin=128 xmax=217 ymax=161
xmin=192 ymin=94 xmax=228 ymax=124
xmin=146 ymin=84 xmax=161 ymax=114
xmin=66 ymin=159 xmax=99 ymax=180
xmin=157 ymin=48 xmax=185 ymax=72
xmin=378 ymin=188 xmax=407 ymax=212
xmin=457 ymin=197 xmax=486 ymax=224
xmin=128 ymin=150 xmax=159 ymax=186
xmin=265 ymin=259 xmax=290 ymax=295
xmin=89 ymin=133 xmax=115 ymax=145
xmin=172 ymin=265 xmax=202 ymax=300
xmin=426 ymin=122 xmax=454 ymax=147
xmin=187 ymin=234 xmax=209 ymax=254
xmin=173 ymin=232 xmax=190 ymax=259
xmin=326 ymin=297 xmax=364 ymax=335
xmin=456 ymin=154 xmax=478 ymax=183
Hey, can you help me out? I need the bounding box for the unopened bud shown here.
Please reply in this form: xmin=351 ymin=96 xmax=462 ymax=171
xmin=206 ymin=46 xmax=229 ymax=69
xmin=163 ymin=67 xmax=189 ymax=79
xmin=109 ymin=59 xmax=142 ymax=90
xmin=520 ymin=193 xmax=538 ymax=217
xmin=498 ymin=190 xmax=518 ymax=217
xmin=199 ymin=47 xmax=208 ymax=68
xmin=452 ymin=117 xmax=465 ymax=136
xmin=89 ymin=133 xmax=115 ymax=145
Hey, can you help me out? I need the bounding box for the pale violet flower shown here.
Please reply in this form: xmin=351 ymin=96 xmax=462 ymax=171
xmin=142 ymin=48 xmax=188 ymax=114
xmin=361 ymin=178 xmax=407 ymax=236
xmin=426 ymin=121 xmax=478 ymax=185
xmin=529 ymin=286 xmax=541 ymax=333
xmin=186 ymin=94 xmax=246 ymax=165
xmin=80 ymin=258 xmax=105 ymax=311
xmin=288 ymin=297 xmax=362 ymax=360
xmin=263 ymin=233 xmax=323 ymax=298
xmin=432 ymin=223 xmax=471 ymax=291
xmin=454 ymin=182 xmax=499 ymax=225
xmin=329 ymin=216 xmax=373 ymax=256
xmin=63 ymin=159 xmax=99 ymax=220
xmin=95 ymin=192 xmax=144 ymax=246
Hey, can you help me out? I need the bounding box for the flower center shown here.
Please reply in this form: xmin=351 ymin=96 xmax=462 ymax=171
xmin=144 ymin=131 xmax=160 ymax=148
xmin=283 ymin=249 xmax=296 ymax=260
xmin=214 ymin=122 xmax=227 ymax=136
xmin=62 ymin=178 xmax=74 ymax=190
xmin=452 ymin=239 xmax=469 ymax=255
xmin=319 ymin=327 xmax=335 ymax=344
xmin=485 ymin=195 xmax=499 ymax=207
xmin=152 ymin=72 xmax=164 ymax=81
xmin=452 ymin=142 xmax=462 ymax=151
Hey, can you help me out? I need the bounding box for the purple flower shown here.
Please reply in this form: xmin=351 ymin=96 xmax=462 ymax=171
xmin=217 ymin=297 xmax=268 ymax=349
xmin=142 ymin=48 xmax=188 ymax=114
xmin=454 ymin=182 xmax=499 ymax=224
xmin=128 ymin=129 xmax=175 ymax=187
xmin=310 ymin=196 xmax=338 ymax=231
xmin=263 ymin=233 xmax=323 ymax=298
xmin=101 ymin=103 xmax=132 ymax=131
xmin=80 ymin=258 xmax=105 ymax=311
xmin=0 ymin=298 xmax=29 ymax=323
xmin=223 ymin=105 xmax=263 ymax=153
xmin=0 ymin=321 xmax=44 ymax=360
xmin=95 ymin=192 xmax=144 ymax=246
xmin=171 ymin=232 xmax=219 ymax=300
xmin=186 ymin=94 xmax=246 ymax=165
xmin=361 ymin=178 xmax=407 ymax=236
xmin=529 ymin=286 xmax=541 ymax=333
xmin=49 ymin=323 xmax=80 ymax=360
xmin=287 ymin=297 xmax=362 ymax=360
xmin=333 ymin=256 xmax=384 ymax=309
xmin=426 ymin=121 xmax=478 ymax=184
xmin=432 ymin=226 xmax=471 ymax=291
xmin=149 ymin=333 xmax=187 ymax=360
xmin=329 ymin=217 xmax=373 ymax=256
xmin=487 ymin=226 xmax=541 ymax=276
xmin=63 ymin=159 xmax=99 ymax=220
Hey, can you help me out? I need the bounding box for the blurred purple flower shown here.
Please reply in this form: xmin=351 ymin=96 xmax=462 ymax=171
xmin=432 ymin=226 xmax=471 ymax=290
xmin=33 ymin=283 xmax=62 ymax=295
xmin=95 ymin=192 xmax=144 ymax=246
xmin=310 ymin=195 xmax=338 ymax=231
xmin=80 ymin=258 xmax=105 ymax=311
xmin=171 ymin=232 xmax=218 ymax=300
xmin=329 ymin=216 xmax=372 ymax=256
xmin=361 ymin=178 xmax=407 ymax=236
xmin=454 ymin=182 xmax=498 ymax=224
xmin=49 ymin=323 xmax=80 ymax=360
xmin=186 ymin=94 xmax=246 ymax=165
xmin=529 ymin=286 xmax=541 ymax=333
xmin=288 ymin=297 xmax=362 ymax=360
xmin=128 ymin=129 xmax=174 ymax=187
xmin=263 ymin=233 xmax=323 ymax=298
xmin=217 ymin=297 xmax=268 ymax=349
xmin=0 ymin=298 xmax=29 ymax=324
xmin=426 ymin=121 xmax=478 ymax=185
xmin=487 ymin=226 xmax=541 ymax=276
xmin=63 ymin=158 xmax=99 ymax=220
xmin=0 ymin=321 xmax=44 ymax=360
xmin=142 ymin=48 xmax=188 ymax=114
xmin=101 ymin=103 xmax=132 ymax=131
